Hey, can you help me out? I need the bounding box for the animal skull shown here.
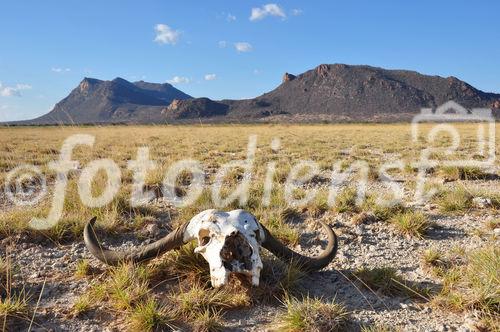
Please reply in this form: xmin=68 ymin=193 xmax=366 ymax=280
xmin=186 ymin=210 xmax=264 ymax=287
xmin=83 ymin=209 xmax=338 ymax=288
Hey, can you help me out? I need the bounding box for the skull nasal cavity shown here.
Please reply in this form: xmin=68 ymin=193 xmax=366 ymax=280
xmin=220 ymin=232 xmax=253 ymax=271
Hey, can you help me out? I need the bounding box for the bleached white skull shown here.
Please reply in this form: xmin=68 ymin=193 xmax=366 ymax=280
xmin=185 ymin=209 xmax=264 ymax=287
xmin=84 ymin=209 xmax=338 ymax=288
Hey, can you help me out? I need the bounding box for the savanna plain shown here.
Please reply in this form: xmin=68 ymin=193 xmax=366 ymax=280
xmin=0 ymin=124 xmax=498 ymax=331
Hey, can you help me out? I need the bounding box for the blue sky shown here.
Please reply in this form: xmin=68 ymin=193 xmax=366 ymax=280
xmin=1 ymin=0 xmax=499 ymax=121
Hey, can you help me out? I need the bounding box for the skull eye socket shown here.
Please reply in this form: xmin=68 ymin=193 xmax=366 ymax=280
xmin=198 ymin=228 xmax=211 ymax=246
xmin=200 ymin=236 xmax=211 ymax=246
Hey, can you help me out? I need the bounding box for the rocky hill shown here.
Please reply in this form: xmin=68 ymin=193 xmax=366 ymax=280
xmin=164 ymin=64 xmax=500 ymax=122
xmin=15 ymin=64 xmax=500 ymax=124
xmin=22 ymin=77 xmax=192 ymax=125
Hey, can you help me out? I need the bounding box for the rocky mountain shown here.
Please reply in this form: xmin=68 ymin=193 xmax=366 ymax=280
xmin=23 ymin=77 xmax=192 ymax=124
xmin=14 ymin=64 xmax=500 ymax=124
xmin=164 ymin=64 xmax=500 ymax=123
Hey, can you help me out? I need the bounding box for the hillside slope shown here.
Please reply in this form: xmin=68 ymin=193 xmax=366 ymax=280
xmin=166 ymin=64 xmax=500 ymax=122
xmin=25 ymin=77 xmax=192 ymax=124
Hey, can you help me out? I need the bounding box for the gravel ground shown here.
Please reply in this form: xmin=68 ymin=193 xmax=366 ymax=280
xmin=1 ymin=177 xmax=499 ymax=331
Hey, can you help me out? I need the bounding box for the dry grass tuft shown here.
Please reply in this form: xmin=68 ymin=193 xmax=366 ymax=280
xmin=148 ymin=242 xmax=211 ymax=286
xmin=105 ymin=263 xmax=150 ymax=310
xmin=255 ymin=257 xmax=307 ymax=303
xmin=192 ymin=309 xmax=224 ymax=332
xmin=0 ymin=257 xmax=7 ymax=288
xmin=72 ymin=294 xmax=93 ymax=316
xmin=431 ymin=245 xmax=499 ymax=321
xmin=129 ymin=298 xmax=176 ymax=332
xmin=390 ymin=211 xmax=431 ymax=238
xmin=0 ymin=256 xmax=31 ymax=328
xmin=334 ymin=187 xmax=360 ymax=213
xmin=353 ymin=267 xmax=426 ymax=298
xmin=361 ymin=324 xmax=401 ymax=332
xmin=435 ymin=187 xmax=473 ymax=214
xmin=0 ymin=289 xmax=30 ymax=318
xmin=276 ymin=295 xmax=349 ymax=332
xmin=370 ymin=202 xmax=407 ymax=222
xmin=74 ymin=259 xmax=93 ymax=278
xmin=485 ymin=218 xmax=499 ymax=231
xmin=439 ymin=166 xmax=489 ymax=181
xmin=171 ymin=280 xmax=250 ymax=324
xmin=255 ymin=209 xmax=300 ymax=246
xmin=420 ymin=248 xmax=450 ymax=277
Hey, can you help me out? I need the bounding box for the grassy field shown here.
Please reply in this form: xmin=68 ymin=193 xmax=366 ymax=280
xmin=0 ymin=123 xmax=499 ymax=331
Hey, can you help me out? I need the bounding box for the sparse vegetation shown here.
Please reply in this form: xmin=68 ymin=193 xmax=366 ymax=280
xmin=149 ymin=242 xmax=210 ymax=283
xmin=361 ymin=324 xmax=400 ymax=332
xmin=334 ymin=187 xmax=360 ymax=213
xmin=171 ymin=281 xmax=250 ymax=318
xmin=390 ymin=211 xmax=431 ymax=238
xmin=256 ymin=257 xmax=306 ymax=302
xmin=420 ymin=248 xmax=451 ymax=277
xmin=276 ymin=295 xmax=349 ymax=332
xmin=353 ymin=267 xmax=425 ymax=298
xmin=129 ymin=298 xmax=175 ymax=332
xmin=73 ymin=294 xmax=92 ymax=315
xmin=439 ymin=166 xmax=488 ymax=181
xmin=0 ymin=256 xmax=31 ymax=329
xmin=192 ymin=309 xmax=224 ymax=332
xmin=0 ymin=124 xmax=498 ymax=330
xmin=0 ymin=290 xmax=30 ymax=318
xmin=370 ymin=201 xmax=407 ymax=222
xmin=106 ymin=263 xmax=150 ymax=310
xmin=435 ymin=187 xmax=473 ymax=213
xmin=0 ymin=257 xmax=7 ymax=287
xmin=75 ymin=259 xmax=92 ymax=278
xmin=431 ymin=245 xmax=499 ymax=323
xmin=485 ymin=218 xmax=499 ymax=231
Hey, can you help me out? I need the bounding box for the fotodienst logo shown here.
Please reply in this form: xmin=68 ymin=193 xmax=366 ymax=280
xmin=3 ymin=101 xmax=496 ymax=230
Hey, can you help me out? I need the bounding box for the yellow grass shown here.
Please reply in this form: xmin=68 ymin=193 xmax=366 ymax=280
xmin=0 ymin=123 xmax=498 ymax=237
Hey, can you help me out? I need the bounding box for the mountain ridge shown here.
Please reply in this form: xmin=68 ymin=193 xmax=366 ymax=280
xmin=8 ymin=64 xmax=500 ymax=125
xmin=14 ymin=77 xmax=192 ymax=125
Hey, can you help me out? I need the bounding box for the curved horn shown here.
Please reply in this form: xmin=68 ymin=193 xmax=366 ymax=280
xmin=83 ymin=217 xmax=190 ymax=266
xmin=261 ymin=220 xmax=338 ymax=272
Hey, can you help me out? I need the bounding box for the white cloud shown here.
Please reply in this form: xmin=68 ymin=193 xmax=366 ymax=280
xmin=154 ymin=24 xmax=181 ymax=45
xmin=218 ymin=40 xmax=227 ymax=48
xmin=227 ymin=13 xmax=236 ymax=22
xmin=234 ymin=42 xmax=253 ymax=52
xmin=15 ymin=84 xmax=31 ymax=90
xmin=250 ymin=4 xmax=286 ymax=21
xmin=253 ymin=69 xmax=262 ymax=75
xmin=0 ymin=82 xmax=32 ymax=97
xmin=204 ymin=74 xmax=217 ymax=81
xmin=291 ymin=8 xmax=303 ymax=16
xmin=51 ymin=67 xmax=71 ymax=73
xmin=166 ymin=76 xmax=190 ymax=84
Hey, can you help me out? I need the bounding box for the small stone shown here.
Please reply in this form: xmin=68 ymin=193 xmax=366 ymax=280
xmin=354 ymin=225 xmax=364 ymax=234
xmin=421 ymin=306 xmax=432 ymax=314
xmin=472 ymin=197 xmax=492 ymax=209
